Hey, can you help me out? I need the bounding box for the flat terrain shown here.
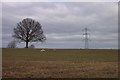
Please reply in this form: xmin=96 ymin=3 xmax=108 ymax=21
xmin=2 ymin=48 xmax=118 ymax=78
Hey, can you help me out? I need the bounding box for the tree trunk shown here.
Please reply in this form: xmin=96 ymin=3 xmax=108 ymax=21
xmin=26 ymin=31 xmax=29 ymax=48
xmin=25 ymin=41 xmax=28 ymax=48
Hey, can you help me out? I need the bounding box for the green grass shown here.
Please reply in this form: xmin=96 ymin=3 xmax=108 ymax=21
xmin=2 ymin=48 xmax=118 ymax=78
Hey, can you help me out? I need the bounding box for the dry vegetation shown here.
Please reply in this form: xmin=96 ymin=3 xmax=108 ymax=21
xmin=2 ymin=48 xmax=118 ymax=78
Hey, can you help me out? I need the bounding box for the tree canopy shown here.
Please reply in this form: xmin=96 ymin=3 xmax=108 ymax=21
xmin=13 ymin=18 xmax=46 ymax=48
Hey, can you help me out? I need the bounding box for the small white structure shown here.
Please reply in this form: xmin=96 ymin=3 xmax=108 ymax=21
xmin=40 ymin=49 xmax=45 ymax=52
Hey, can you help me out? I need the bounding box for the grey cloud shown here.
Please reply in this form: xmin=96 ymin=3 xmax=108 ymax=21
xmin=2 ymin=2 xmax=118 ymax=49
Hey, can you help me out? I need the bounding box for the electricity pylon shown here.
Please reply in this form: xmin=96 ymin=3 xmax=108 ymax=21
xmin=83 ymin=28 xmax=90 ymax=49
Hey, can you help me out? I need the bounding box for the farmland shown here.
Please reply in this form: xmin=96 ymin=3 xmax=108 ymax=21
xmin=2 ymin=48 xmax=118 ymax=78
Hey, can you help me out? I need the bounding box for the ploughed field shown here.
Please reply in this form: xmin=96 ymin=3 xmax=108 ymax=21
xmin=2 ymin=48 xmax=118 ymax=78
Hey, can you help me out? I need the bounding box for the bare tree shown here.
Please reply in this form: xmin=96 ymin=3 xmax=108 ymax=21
xmin=13 ymin=18 xmax=46 ymax=48
xmin=7 ymin=40 xmax=17 ymax=48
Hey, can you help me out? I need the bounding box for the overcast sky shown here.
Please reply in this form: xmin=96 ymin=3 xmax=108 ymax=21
xmin=2 ymin=2 xmax=118 ymax=49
